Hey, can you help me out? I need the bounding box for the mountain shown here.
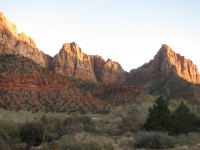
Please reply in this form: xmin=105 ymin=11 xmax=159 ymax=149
xmin=1 ymin=11 xmax=200 ymax=112
xmin=51 ymin=42 xmax=126 ymax=84
xmin=0 ymin=54 xmax=111 ymax=113
xmin=128 ymin=44 xmax=200 ymax=102
xmin=0 ymin=12 xmax=52 ymax=68
xmin=129 ymin=44 xmax=200 ymax=84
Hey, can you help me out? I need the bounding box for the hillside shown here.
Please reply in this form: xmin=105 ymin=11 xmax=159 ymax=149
xmin=1 ymin=11 xmax=200 ymax=112
xmin=0 ymin=54 xmax=111 ymax=113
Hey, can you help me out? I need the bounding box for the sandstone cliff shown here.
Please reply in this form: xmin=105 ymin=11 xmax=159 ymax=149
xmin=129 ymin=44 xmax=200 ymax=84
xmin=0 ymin=73 xmax=70 ymax=91
xmin=0 ymin=12 xmax=51 ymax=68
xmin=51 ymin=42 xmax=97 ymax=82
xmin=89 ymin=85 xmax=152 ymax=105
xmin=51 ymin=43 xmax=126 ymax=84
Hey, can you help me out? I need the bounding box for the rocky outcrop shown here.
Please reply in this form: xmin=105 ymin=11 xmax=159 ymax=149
xmin=99 ymin=59 xmax=126 ymax=84
xmin=0 ymin=73 xmax=70 ymax=91
xmin=90 ymin=85 xmax=144 ymax=95
xmin=89 ymin=85 xmax=152 ymax=105
xmin=51 ymin=43 xmax=126 ymax=84
xmin=129 ymin=44 xmax=200 ymax=84
xmin=0 ymin=12 xmax=51 ymax=68
xmin=51 ymin=42 xmax=97 ymax=82
xmin=89 ymin=55 xmax=105 ymax=81
xmin=171 ymin=92 xmax=200 ymax=103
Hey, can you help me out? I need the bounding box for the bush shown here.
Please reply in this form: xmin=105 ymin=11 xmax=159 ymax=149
xmin=134 ymin=132 xmax=175 ymax=149
xmin=0 ymin=137 xmax=11 ymax=150
xmin=117 ymin=136 xmax=134 ymax=149
xmin=119 ymin=115 xmax=139 ymax=132
xmin=20 ymin=121 xmax=44 ymax=147
xmin=0 ymin=121 xmax=19 ymax=141
xmin=63 ymin=115 xmax=95 ymax=134
xmin=59 ymin=132 xmax=115 ymax=150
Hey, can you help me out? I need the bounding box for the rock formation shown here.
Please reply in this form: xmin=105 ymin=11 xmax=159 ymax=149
xmin=99 ymin=58 xmax=126 ymax=84
xmin=129 ymin=44 xmax=200 ymax=84
xmin=0 ymin=73 xmax=70 ymax=91
xmin=0 ymin=12 xmax=51 ymax=68
xmin=1 ymin=11 xmax=200 ymax=104
xmin=51 ymin=42 xmax=97 ymax=82
xmin=90 ymin=85 xmax=144 ymax=95
xmin=51 ymin=43 xmax=126 ymax=84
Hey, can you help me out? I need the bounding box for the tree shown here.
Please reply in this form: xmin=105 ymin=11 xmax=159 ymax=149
xmin=119 ymin=115 xmax=139 ymax=132
xmin=143 ymin=96 xmax=171 ymax=132
xmin=20 ymin=121 xmax=44 ymax=147
xmin=169 ymin=100 xmax=200 ymax=135
xmin=63 ymin=115 xmax=95 ymax=134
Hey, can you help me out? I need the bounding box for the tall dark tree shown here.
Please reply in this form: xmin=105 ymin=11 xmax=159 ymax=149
xmin=143 ymin=96 xmax=171 ymax=132
xmin=169 ymin=100 xmax=200 ymax=135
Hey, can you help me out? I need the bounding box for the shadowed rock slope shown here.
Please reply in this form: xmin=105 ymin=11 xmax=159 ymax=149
xmin=0 ymin=54 xmax=111 ymax=113
xmin=1 ymin=11 xmax=200 ymax=106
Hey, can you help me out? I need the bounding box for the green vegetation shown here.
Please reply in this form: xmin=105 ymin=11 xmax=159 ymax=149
xmin=0 ymin=54 xmax=52 ymax=74
xmin=20 ymin=121 xmax=44 ymax=147
xmin=0 ymin=97 xmax=200 ymax=149
xmin=144 ymin=96 xmax=200 ymax=135
xmin=143 ymin=96 xmax=171 ymax=132
xmin=133 ymin=132 xmax=175 ymax=149
xmin=145 ymin=76 xmax=200 ymax=98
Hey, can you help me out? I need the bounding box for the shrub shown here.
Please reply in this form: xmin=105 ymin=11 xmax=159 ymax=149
xmin=119 ymin=115 xmax=139 ymax=132
xmin=63 ymin=115 xmax=95 ymax=134
xmin=0 ymin=137 xmax=11 ymax=150
xmin=0 ymin=121 xmax=19 ymax=141
xmin=117 ymin=136 xmax=134 ymax=149
xmin=59 ymin=132 xmax=115 ymax=150
xmin=20 ymin=121 xmax=44 ymax=147
xmin=133 ymin=132 xmax=175 ymax=149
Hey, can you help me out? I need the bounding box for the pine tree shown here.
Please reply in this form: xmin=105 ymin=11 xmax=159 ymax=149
xmin=169 ymin=100 xmax=200 ymax=135
xmin=143 ymin=96 xmax=171 ymax=132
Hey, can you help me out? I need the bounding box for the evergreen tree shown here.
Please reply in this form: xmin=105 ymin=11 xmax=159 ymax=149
xmin=169 ymin=100 xmax=200 ymax=135
xmin=143 ymin=96 xmax=171 ymax=132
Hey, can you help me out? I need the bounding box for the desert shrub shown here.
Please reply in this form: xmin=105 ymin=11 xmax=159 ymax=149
xmin=59 ymin=134 xmax=74 ymax=150
xmin=63 ymin=115 xmax=95 ymax=134
xmin=0 ymin=120 xmax=19 ymax=141
xmin=119 ymin=115 xmax=139 ymax=132
xmin=123 ymin=131 xmax=133 ymax=137
xmin=174 ymin=132 xmax=200 ymax=146
xmin=133 ymin=132 xmax=175 ymax=149
xmin=20 ymin=121 xmax=44 ymax=147
xmin=117 ymin=136 xmax=134 ymax=149
xmin=0 ymin=137 xmax=11 ymax=150
xmin=59 ymin=132 xmax=115 ymax=150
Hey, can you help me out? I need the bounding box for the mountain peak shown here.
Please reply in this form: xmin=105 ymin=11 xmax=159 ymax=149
xmin=130 ymin=44 xmax=200 ymax=84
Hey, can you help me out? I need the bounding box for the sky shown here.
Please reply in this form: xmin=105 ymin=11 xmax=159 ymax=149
xmin=1 ymin=0 xmax=200 ymax=71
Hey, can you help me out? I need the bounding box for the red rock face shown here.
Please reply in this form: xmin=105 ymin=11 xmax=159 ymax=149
xmin=51 ymin=42 xmax=98 ymax=82
xmin=129 ymin=44 xmax=200 ymax=84
xmin=99 ymin=59 xmax=126 ymax=84
xmin=171 ymin=92 xmax=200 ymax=103
xmin=1 ymin=12 xmax=200 ymax=87
xmin=90 ymin=85 xmax=144 ymax=95
xmin=0 ymin=12 xmax=51 ymax=68
xmin=0 ymin=73 xmax=70 ymax=91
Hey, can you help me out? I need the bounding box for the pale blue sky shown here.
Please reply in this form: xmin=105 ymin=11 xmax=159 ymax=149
xmin=1 ymin=0 xmax=200 ymax=71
